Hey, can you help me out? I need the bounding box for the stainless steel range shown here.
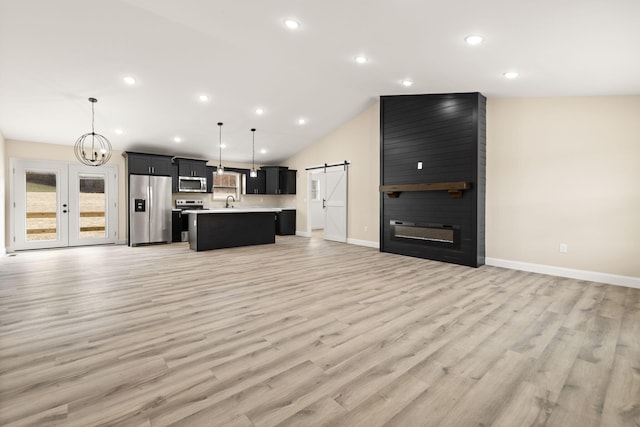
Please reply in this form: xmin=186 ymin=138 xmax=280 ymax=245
xmin=174 ymin=199 xmax=205 ymax=241
xmin=175 ymin=199 xmax=205 ymax=210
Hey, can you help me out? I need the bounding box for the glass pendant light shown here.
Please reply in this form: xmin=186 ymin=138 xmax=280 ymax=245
xmin=250 ymin=128 xmax=257 ymax=178
xmin=217 ymin=122 xmax=224 ymax=175
xmin=74 ymin=97 xmax=112 ymax=166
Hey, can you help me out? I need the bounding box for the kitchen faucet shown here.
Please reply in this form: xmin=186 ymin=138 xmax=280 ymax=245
xmin=225 ymin=195 xmax=235 ymax=208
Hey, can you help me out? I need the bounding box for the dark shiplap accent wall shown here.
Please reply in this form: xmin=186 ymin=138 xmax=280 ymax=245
xmin=380 ymin=92 xmax=486 ymax=267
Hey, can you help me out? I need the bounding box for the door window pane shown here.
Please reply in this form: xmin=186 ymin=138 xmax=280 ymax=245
xmin=26 ymin=172 xmax=57 ymax=241
xmin=79 ymin=175 xmax=106 ymax=239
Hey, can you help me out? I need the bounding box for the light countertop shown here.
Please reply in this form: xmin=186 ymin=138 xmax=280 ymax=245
xmin=184 ymin=207 xmax=283 ymax=214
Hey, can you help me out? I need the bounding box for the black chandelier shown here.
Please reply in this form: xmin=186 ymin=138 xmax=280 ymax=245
xmin=74 ymin=97 xmax=112 ymax=166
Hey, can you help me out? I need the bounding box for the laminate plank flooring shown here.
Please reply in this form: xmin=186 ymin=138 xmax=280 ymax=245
xmin=1 ymin=236 xmax=639 ymax=426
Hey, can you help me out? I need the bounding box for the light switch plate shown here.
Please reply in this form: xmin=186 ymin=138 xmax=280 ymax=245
xmin=417 ymin=161 xmax=423 ymax=170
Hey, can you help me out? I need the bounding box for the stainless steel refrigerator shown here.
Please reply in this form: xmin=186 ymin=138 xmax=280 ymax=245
xmin=129 ymin=175 xmax=172 ymax=246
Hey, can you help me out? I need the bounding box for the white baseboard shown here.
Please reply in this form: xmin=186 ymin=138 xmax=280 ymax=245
xmin=117 ymin=239 xmax=127 ymax=245
xmin=485 ymin=257 xmax=640 ymax=289
xmin=347 ymin=238 xmax=380 ymax=249
xmin=295 ymin=231 xmax=379 ymax=249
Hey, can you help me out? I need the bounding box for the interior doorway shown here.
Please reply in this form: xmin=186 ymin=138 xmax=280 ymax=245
xmin=306 ymin=163 xmax=349 ymax=243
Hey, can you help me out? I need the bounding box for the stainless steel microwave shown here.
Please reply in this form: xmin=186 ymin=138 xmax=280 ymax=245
xmin=178 ymin=176 xmax=207 ymax=192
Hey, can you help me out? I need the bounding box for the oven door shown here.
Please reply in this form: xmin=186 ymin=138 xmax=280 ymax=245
xmin=178 ymin=176 xmax=207 ymax=192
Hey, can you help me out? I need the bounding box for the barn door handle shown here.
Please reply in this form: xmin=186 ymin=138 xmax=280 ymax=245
xmin=322 ymin=198 xmax=326 ymax=209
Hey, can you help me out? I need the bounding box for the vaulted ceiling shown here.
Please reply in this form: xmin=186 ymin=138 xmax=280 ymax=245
xmin=1 ymin=0 xmax=638 ymax=163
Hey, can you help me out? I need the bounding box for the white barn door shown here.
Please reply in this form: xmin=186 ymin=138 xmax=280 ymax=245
xmin=323 ymin=167 xmax=347 ymax=243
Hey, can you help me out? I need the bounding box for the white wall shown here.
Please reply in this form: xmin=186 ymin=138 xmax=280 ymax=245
xmin=285 ymin=96 xmax=640 ymax=283
xmin=4 ymin=139 xmax=127 ymax=247
xmin=286 ymin=102 xmax=380 ymax=246
xmin=0 ymin=131 xmax=6 ymax=255
xmin=486 ymin=96 xmax=640 ymax=279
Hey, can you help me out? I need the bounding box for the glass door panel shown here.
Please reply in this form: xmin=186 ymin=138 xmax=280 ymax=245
xmin=12 ymin=160 xmax=69 ymax=250
xmin=25 ymin=172 xmax=58 ymax=241
xmin=68 ymin=165 xmax=117 ymax=247
xmin=79 ymin=175 xmax=106 ymax=239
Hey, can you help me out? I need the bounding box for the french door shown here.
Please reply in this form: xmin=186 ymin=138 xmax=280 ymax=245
xmin=11 ymin=159 xmax=118 ymax=250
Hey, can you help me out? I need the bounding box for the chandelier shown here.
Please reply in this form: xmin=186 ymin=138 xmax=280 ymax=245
xmin=74 ymin=97 xmax=112 ymax=166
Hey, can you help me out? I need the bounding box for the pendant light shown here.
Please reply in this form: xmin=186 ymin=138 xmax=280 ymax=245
xmin=74 ymin=97 xmax=112 ymax=166
xmin=217 ymin=122 xmax=224 ymax=175
xmin=250 ymin=128 xmax=257 ymax=178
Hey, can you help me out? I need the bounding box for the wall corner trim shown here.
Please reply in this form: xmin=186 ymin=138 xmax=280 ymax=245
xmin=485 ymin=257 xmax=640 ymax=289
xmin=296 ymin=231 xmax=311 ymax=238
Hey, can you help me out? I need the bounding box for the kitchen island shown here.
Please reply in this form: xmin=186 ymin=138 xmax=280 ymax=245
xmin=185 ymin=208 xmax=281 ymax=251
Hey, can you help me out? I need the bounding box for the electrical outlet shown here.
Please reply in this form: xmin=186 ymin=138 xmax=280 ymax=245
xmin=559 ymin=243 xmax=568 ymax=253
xmin=364 ymin=225 xmax=368 ymax=232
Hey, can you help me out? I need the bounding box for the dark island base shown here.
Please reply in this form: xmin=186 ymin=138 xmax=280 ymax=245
xmin=189 ymin=212 xmax=276 ymax=251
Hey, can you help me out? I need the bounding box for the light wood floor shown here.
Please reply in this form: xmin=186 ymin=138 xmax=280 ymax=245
xmin=1 ymin=236 xmax=638 ymax=426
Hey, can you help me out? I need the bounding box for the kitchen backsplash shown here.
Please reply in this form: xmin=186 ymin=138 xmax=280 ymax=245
xmin=172 ymin=193 xmax=295 ymax=209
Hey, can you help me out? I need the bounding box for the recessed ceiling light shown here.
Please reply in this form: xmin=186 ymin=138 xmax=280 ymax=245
xmin=503 ymin=71 xmax=519 ymax=79
xmin=260 ymin=149 xmax=267 ymax=154
xmin=123 ymin=76 xmax=136 ymax=85
xmin=220 ymin=143 xmax=226 ymax=149
xmin=256 ymin=108 xmax=265 ymax=115
xmin=199 ymin=94 xmax=209 ymax=102
xmin=174 ymin=136 xmax=182 ymax=143
xmin=465 ymin=35 xmax=484 ymax=45
xmin=401 ymin=79 xmax=413 ymax=87
xmin=284 ymin=19 xmax=300 ymax=30
xmin=298 ymin=118 xmax=306 ymax=125
xmin=355 ymin=55 xmax=368 ymax=64
xmin=114 ymin=129 xmax=124 ymax=135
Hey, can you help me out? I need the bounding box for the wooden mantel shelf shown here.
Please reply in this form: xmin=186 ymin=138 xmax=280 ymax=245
xmin=379 ymin=181 xmax=471 ymax=199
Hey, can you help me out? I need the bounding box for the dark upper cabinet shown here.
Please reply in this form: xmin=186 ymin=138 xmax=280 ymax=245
xmin=262 ymin=166 xmax=296 ymax=194
xmin=170 ymin=163 xmax=179 ymax=193
xmin=175 ymin=158 xmax=207 ymax=178
xmin=125 ymin=152 xmax=172 ymax=176
xmin=245 ymin=169 xmax=266 ymax=194
xmin=206 ymin=165 xmax=216 ymax=193
xmin=286 ymin=170 xmax=296 ymax=194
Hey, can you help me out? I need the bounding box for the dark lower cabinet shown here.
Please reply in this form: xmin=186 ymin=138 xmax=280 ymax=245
xmin=171 ymin=211 xmax=182 ymax=242
xmin=276 ymin=209 xmax=296 ymax=235
xmin=189 ymin=212 xmax=276 ymax=251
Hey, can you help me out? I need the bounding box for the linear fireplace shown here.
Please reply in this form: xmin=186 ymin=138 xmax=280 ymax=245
xmin=390 ymin=220 xmax=460 ymax=247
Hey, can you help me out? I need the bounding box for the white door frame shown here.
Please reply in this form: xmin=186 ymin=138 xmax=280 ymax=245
xmin=9 ymin=158 xmax=118 ymax=251
xmin=11 ymin=159 xmax=70 ymax=250
xmin=68 ymin=164 xmax=118 ymax=247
